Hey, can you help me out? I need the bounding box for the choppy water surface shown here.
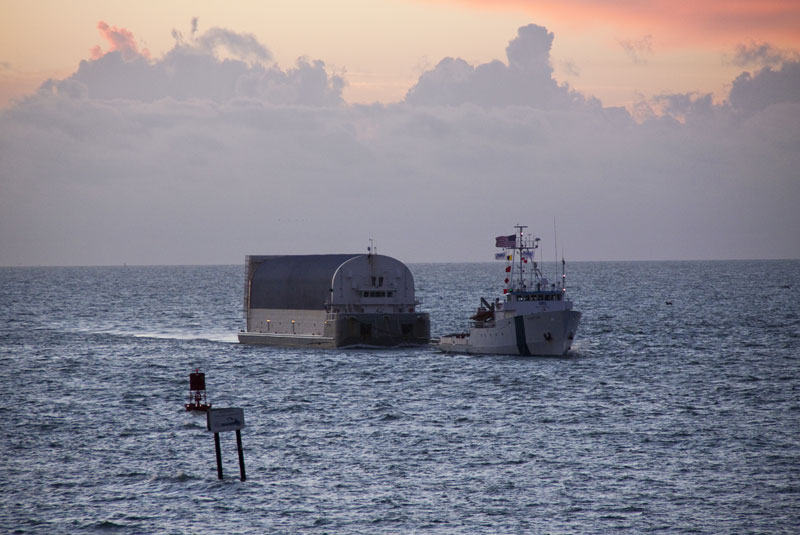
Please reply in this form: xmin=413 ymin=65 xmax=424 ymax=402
xmin=1 ymin=261 xmax=798 ymax=534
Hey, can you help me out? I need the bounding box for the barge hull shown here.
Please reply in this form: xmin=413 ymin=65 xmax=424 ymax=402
xmin=239 ymin=313 xmax=430 ymax=348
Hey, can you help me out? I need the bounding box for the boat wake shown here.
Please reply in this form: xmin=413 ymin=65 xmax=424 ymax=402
xmin=66 ymin=325 xmax=239 ymax=344
xmin=130 ymin=330 xmax=239 ymax=343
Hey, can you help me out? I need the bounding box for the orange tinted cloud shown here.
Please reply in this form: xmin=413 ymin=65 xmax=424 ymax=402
xmin=90 ymin=21 xmax=151 ymax=61
xmin=443 ymin=0 xmax=800 ymax=46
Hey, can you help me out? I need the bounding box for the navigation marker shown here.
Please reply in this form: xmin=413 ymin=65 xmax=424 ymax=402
xmin=207 ymin=407 xmax=246 ymax=481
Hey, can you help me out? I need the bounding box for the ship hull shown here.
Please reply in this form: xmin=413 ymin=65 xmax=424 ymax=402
xmin=437 ymin=310 xmax=581 ymax=356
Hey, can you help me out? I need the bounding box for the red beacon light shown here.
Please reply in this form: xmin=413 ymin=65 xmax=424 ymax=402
xmin=185 ymin=368 xmax=211 ymax=412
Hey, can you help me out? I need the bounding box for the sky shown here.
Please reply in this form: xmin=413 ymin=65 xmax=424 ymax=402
xmin=1 ymin=0 xmax=799 ymax=265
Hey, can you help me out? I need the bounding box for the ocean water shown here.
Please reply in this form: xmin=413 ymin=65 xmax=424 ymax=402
xmin=1 ymin=261 xmax=798 ymax=534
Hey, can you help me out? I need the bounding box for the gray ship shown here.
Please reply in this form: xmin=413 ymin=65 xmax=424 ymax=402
xmin=238 ymin=253 xmax=430 ymax=348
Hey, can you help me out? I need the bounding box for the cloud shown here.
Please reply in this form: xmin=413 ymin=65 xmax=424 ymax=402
xmin=405 ymin=24 xmax=590 ymax=109
xmin=640 ymin=60 xmax=800 ymax=121
xmin=729 ymin=61 xmax=800 ymax=113
xmin=236 ymin=58 xmax=346 ymax=106
xmin=0 ymin=23 xmax=798 ymax=265
xmin=193 ymin=27 xmax=272 ymax=63
xmin=41 ymin=20 xmax=341 ymax=106
xmin=91 ymin=21 xmax=151 ymax=61
xmin=730 ymin=41 xmax=799 ymax=68
xmin=618 ymin=35 xmax=653 ymax=64
xmin=647 ymin=92 xmax=714 ymax=122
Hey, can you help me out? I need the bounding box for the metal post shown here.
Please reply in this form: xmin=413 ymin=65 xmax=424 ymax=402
xmin=214 ymin=432 xmax=223 ymax=480
xmin=236 ymin=429 xmax=246 ymax=481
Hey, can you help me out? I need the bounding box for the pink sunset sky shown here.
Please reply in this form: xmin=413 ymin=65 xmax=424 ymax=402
xmin=2 ymin=0 xmax=798 ymax=108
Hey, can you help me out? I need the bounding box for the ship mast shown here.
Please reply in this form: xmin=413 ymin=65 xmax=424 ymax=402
xmin=502 ymin=225 xmax=540 ymax=293
xmin=514 ymin=224 xmax=527 ymax=290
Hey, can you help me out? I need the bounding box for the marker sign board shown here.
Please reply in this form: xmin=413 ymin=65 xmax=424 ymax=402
xmin=207 ymin=407 xmax=245 ymax=433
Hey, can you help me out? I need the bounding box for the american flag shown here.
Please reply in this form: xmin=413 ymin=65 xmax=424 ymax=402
xmin=495 ymin=234 xmax=516 ymax=248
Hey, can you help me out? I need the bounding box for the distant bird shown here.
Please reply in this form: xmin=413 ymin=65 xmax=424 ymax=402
xmin=781 ymin=285 xmax=791 ymax=289
xmin=665 ymin=301 xmax=673 ymax=305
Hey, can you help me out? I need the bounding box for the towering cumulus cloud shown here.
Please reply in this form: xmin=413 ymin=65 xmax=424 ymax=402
xmin=406 ymin=24 xmax=589 ymax=109
xmin=0 ymin=22 xmax=798 ymax=265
